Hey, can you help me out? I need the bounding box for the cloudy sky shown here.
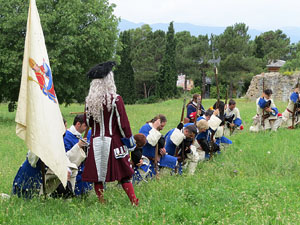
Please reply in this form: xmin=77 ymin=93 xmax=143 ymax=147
xmin=109 ymin=0 xmax=300 ymax=29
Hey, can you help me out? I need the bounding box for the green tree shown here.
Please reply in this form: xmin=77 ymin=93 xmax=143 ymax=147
xmin=0 ymin=1 xmax=28 ymax=105
xmin=216 ymin=23 xmax=257 ymax=97
xmin=175 ymin=31 xmax=197 ymax=77
xmin=175 ymin=32 xmax=212 ymax=98
xmin=157 ymin=22 xmax=176 ymax=98
xmin=114 ymin=31 xmax=136 ymax=104
xmin=0 ymin=0 xmax=119 ymax=108
xmin=254 ymin=30 xmax=290 ymax=64
xmin=281 ymin=52 xmax=300 ymax=72
xmin=131 ymin=25 xmax=165 ymax=99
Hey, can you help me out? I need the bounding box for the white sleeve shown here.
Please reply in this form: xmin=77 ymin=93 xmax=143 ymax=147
xmin=271 ymin=99 xmax=276 ymax=109
xmin=208 ymin=115 xmax=222 ymax=131
xmin=146 ymin=128 xmax=162 ymax=146
xmin=215 ymin=126 xmax=224 ymax=138
xmin=256 ymin=98 xmax=262 ymax=114
xmin=170 ymin=128 xmax=185 ymax=146
xmin=66 ymin=144 xmax=86 ymax=167
xmin=235 ymin=108 xmax=241 ymax=120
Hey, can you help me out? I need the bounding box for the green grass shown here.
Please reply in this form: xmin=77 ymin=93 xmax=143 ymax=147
xmin=1 ymin=98 xmax=300 ymax=224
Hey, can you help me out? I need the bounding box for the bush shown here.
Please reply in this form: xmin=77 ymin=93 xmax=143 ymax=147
xmin=190 ymin=86 xmax=201 ymax=94
xmin=282 ymin=71 xmax=295 ymax=76
xmin=173 ymin=87 xmax=184 ymax=99
xmin=135 ymin=95 xmax=161 ymax=104
xmin=210 ymin=84 xmax=227 ymax=99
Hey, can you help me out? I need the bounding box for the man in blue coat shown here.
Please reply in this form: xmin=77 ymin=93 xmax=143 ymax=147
xmin=12 ymin=115 xmax=92 ymax=198
xmin=139 ymin=114 xmax=178 ymax=174
xmin=186 ymin=94 xmax=205 ymax=122
xmin=62 ymin=114 xmax=92 ymax=196
xmin=164 ymin=124 xmax=199 ymax=174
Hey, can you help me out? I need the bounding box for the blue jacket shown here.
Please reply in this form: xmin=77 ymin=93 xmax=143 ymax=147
xmin=64 ymin=130 xmax=92 ymax=195
xmin=164 ymin=129 xmax=177 ymax=156
xmin=290 ymin=92 xmax=299 ymax=103
xmin=12 ymin=157 xmax=42 ymax=198
xmin=139 ymin=123 xmax=156 ymax=158
xmin=186 ymin=103 xmax=205 ymax=119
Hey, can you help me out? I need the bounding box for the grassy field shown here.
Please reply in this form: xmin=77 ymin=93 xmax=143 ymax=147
xmin=1 ymin=98 xmax=300 ymax=224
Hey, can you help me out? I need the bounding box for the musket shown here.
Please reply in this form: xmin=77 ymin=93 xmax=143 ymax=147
xmin=175 ymin=98 xmax=187 ymax=166
xmin=214 ymin=67 xmax=220 ymax=110
xmin=181 ymin=98 xmax=187 ymax=124
xmin=209 ymin=130 xmax=215 ymax=160
xmin=70 ymin=112 xmax=86 ymax=115
xmin=194 ymin=96 xmax=201 ymax=125
xmin=154 ymin=144 xmax=159 ymax=177
xmin=224 ymin=86 xmax=233 ymax=135
xmin=80 ymin=126 xmax=90 ymax=154
xmin=175 ymin=98 xmax=186 ymax=158
xmin=199 ymin=90 xmax=203 ymax=117
xmin=261 ymin=74 xmax=266 ymax=128
xmin=225 ymin=86 xmax=228 ymax=106
xmin=210 ymin=34 xmax=220 ymax=110
xmin=209 ymin=66 xmax=219 ymax=159
xmin=82 ymin=104 xmax=90 ymax=152
xmin=292 ymin=77 xmax=300 ymax=128
xmin=208 ymin=35 xmax=220 ymax=159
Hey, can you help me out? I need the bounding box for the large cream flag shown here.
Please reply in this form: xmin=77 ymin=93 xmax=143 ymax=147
xmin=15 ymin=0 xmax=69 ymax=187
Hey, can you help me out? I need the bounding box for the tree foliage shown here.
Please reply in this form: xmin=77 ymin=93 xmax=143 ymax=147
xmin=254 ymin=30 xmax=290 ymax=63
xmin=0 ymin=0 xmax=119 ymax=106
xmin=2 ymin=1 xmax=299 ymax=105
xmin=156 ymin=22 xmax=176 ymax=99
xmin=114 ymin=31 xmax=136 ymax=104
xmin=216 ymin=23 xmax=257 ymax=97
xmin=130 ymin=25 xmax=165 ymax=99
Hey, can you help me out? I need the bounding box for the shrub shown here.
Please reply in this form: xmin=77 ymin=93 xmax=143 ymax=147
xmin=190 ymin=86 xmax=201 ymax=94
xmin=135 ymin=95 xmax=161 ymax=104
xmin=210 ymin=84 xmax=227 ymax=99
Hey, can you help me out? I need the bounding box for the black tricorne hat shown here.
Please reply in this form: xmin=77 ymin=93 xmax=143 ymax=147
xmin=87 ymin=61 xmax=116 ymax=79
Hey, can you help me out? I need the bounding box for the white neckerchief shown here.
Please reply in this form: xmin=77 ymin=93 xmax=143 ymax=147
xmin=192 ymin=101 xmax=197 ymax=106
xmin=68 ymin=125 xmax=81 ymax=137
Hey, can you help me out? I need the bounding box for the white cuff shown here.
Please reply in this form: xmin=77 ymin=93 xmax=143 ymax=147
xmin=66 ymin=144 xmax=86 ymax=167
xmin=170 ymin=128 xmax=185 ymax=146
xmin=208 ymin=115 xmax=222 ymax=131
xmin=146 ymin=128 xmax=162 ymax=146
xmin=215 ymin=126 xmax=224 ymax=138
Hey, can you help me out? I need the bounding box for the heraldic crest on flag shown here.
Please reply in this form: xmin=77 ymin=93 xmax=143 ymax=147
xmin=15 ymin=0 xmax=70 ymax=187
xmin=28 ymin=58 xmax=57 ymax=103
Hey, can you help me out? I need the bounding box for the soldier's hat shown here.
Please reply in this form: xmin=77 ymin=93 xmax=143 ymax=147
xmin=87 ymin=61 xmax=116 ymax=79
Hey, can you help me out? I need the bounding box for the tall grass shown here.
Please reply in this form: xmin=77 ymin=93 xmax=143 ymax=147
xmin=1 ymin=98 xmax=300 ymax=224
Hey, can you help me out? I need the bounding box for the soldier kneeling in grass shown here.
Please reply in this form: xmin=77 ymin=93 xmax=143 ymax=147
xmin=224 ymin=99 xmax=243 ymax=136
xmin=164 ymin=124 xmax=198 ymax=175
xmin=281 ymin=87 xmax=300 ymax=129
xmin=128 ymin=133 xmax=152 ymax=184
xmin=139 ymin=115 xmax=178 ymax=175
xmin=250 ymin=89 xmax=281 ymax=132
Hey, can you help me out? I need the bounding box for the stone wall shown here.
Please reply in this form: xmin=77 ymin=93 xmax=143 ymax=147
xmin=246 ymin=72 xmax=300 ymax=102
